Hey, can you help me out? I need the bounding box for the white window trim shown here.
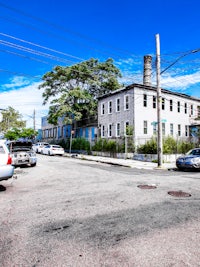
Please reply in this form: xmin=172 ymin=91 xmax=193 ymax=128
xmin=101 ymin=103 xmax=105 ymax=115
xmin=116 ymin=98 xmax=120 ymax=112
xmin=101 ymin=125 xmax=105 ymax=138
xmin=143 ymin=94 xmax=147 ymax=107
xmin=108 ymin=100 xmax=112 ymax=114
xmin=124 ymin=95 xmax=130 ymax=110
xmin=143 ymin=120 xmax=148 ymax=134
xmin=108 ymin=124 xmax=112 ymax=137
xmin=124 ymin=121 xmax=129 ymax=135
xmin=116 ymin=122 xmax=120 ymax=137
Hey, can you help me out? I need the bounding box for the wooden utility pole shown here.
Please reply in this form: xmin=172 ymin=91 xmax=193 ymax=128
xmin=33 ymin=109 xmax=36 ymax=131
xmin=156 ymin=34 xmax=163 ymax=167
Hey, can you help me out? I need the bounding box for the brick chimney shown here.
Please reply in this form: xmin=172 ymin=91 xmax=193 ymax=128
xmin=143 ymin=55 xmax=152 ymax=86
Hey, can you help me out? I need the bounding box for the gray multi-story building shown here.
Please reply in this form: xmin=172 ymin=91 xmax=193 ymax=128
xmin=97 ymin=82 xmax=200 ymax=148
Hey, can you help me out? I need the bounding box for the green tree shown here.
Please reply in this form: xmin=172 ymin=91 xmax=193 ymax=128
xmin=0 ymin=106 xmax=26 ymax=132
xmin=39 ymin=58 xmax=122 ymax=125
xmin=4 ymin=127 xmax=38 ymax=141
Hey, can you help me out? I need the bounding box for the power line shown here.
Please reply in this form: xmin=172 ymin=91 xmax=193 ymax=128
xmin=0 ymin=68 xmax=41 ymax=79
xmin=0 ymin=40 xmax=78 ymax=64
xmin=0 ymin=32 xmax=84 ymax=62
xmin=0 ymin=1 xmax=138 ymax=58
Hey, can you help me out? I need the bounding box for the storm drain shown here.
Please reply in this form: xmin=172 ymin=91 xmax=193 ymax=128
xmin=137 ymin=184 xmax=157 ymax=189
xmin=168 ymin=191 xmax=191 ymax=197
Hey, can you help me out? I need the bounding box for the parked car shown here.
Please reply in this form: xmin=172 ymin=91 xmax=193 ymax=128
xmin=0 ymin=140 xmax=14 ymax=181
xmin=176 ymin=148 xmax=200 ymax=170
xmin=8 ymin=140 xmax=37 ymax=167
xmin=32 ymin=142 xmax=49 ymax=153
xmin=42 ymin=144 xmax=65 ymax=156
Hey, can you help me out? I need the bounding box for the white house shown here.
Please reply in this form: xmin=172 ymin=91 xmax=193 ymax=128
xmin=97 ymin=83 xmax=200 ymax=147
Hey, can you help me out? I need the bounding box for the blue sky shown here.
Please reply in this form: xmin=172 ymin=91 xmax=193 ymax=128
xmin=0 ymin=0 xmax=200 ymax=128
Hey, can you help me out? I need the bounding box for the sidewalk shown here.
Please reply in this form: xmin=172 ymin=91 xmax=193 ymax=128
xmin=65 ymin=153 xmax=176 ymax=170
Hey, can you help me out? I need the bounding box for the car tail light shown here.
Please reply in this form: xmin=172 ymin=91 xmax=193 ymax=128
xmin=7 ymin=154 xmax=12 ymax=165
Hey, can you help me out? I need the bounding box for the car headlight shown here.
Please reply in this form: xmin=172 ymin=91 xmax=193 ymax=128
xmin=191 ymin=158 xmax=200 ymax=164
xmin=177 ymin=158 xmax=184 ymax=162
xmin=29 ymin=152 xmax=36 ymax=157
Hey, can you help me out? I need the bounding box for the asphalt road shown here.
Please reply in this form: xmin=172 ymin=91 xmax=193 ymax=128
xmin=0 ymin=155 xmax=200 ymax=267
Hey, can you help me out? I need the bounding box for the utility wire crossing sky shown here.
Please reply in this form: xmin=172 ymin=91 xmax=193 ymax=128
xmin=0 ymin=0 xmax=200 ymax=128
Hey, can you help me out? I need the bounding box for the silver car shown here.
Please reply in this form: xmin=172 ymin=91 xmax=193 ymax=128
xmin=0 ymin=140 xmax=14 ymax=181
xmin=8 ymin=140 xmax=37 ymax=167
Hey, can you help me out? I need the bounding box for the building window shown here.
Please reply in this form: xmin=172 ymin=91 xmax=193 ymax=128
xmin=62 ymin=126 xmax=64 ymax=137
xmin=185 ymin=125 xmax=188 ymax=136
xmin=143 ymin=120 xmax=148 ymax=134
xmin=125 ymin=121 xmax=129 ymax=135
xmin=108 ymin=101 xmax=112 ymax=114
xmin=197 ymin=106 xmax=200 ymax=118
xmin=177 ymin=101 xmax=180 ymax=113
xmin=170 ymin=99 xmax=173 ymax=111
xmin=58 ymin=126 xmax=62 ymax=138
xmin=153 ymin=96 xmax=156 ymax=109
xmin=143 ymin=94 xmax=147 ymax=107
xmin=153 ymin=124 xmax=157 ymax=135
xmin=116 ymin=98 xmax=120 ymax=112
xmin=101 ymin=125 xmax=105 ymax=137
xmin=50 ymin=128 xmax=53 ymax=138
xmin=124 ymin=95 xmax=129 ymax=110
xmin=53 ymin=127 xmax=57 ymax=138
xmin=101 ymin=103 xmax=105 ymax=115
xmin=178 ymin=124 xmax=181 ymax=136
xmin=170 ymin=123 xmax=174 ymax=136
xmin=162 ymin=98 xmax=165 ymax=110
xmin=116 ymin=123 xmax=120 ymax=137
xmin=108 ymin=124 xmax=112 ymax=137
xmin=184 ymin=103 xmax=187 ymax=114
xmin=191 ymin=105 xmax=194 ymax=115
xmin=162 ymin=123 xmax=165 ymax=135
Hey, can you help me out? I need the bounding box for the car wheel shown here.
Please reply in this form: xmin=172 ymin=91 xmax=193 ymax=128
xmin=31 ymin=163 xmax=36 ymax=167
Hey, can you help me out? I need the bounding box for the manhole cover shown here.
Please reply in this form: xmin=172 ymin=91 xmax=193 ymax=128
xmin=168 ymin=191 xmax=191 ymax=197
xmin=137 ymin=184 xmax=157 ymax=189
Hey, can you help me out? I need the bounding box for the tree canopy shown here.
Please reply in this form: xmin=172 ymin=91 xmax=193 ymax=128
xmin=4 ymin=127 xmax=38 ymax=141
xmin=0 ymin=106 xmax=26 ymax=132
xmin=39 ymin=58 xmax=122 ymax=125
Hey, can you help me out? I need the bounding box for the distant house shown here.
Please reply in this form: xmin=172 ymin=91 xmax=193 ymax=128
xmin=41 ymin=115 xmax=98 ymax=144
xmin=97 ymin=83 xmax=200 ymax=148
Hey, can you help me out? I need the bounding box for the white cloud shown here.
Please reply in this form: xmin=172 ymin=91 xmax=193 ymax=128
xmin=0 ymin=81 xmax=49 ymax=129
xmin=2 ymin=76 xmax=32 ymax=89
xmin=160 ymin=71 xmax=200 ymax=93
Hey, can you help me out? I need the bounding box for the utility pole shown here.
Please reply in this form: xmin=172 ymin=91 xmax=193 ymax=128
xmin=156 ymin=34 xmax=163 ymax=167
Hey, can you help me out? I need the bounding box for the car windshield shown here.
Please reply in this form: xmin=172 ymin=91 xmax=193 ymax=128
xmin=187 ymin=149 xmax=200 ymax=156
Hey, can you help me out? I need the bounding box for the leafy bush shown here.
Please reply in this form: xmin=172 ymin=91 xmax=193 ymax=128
xmin=92 ymin=137 xmax=135 ymax=153
xmin=137 ymin=138 xmax=157 ymax=154
xmin=163 ymin=136 xmax=177 ymax=154
xmin=72 ymin=137 xmax=90 ymax=151
xmin=137 ymin=136 xmax=197 ymax=154
xmin=177 ymin=141 xmax=195 ymax=154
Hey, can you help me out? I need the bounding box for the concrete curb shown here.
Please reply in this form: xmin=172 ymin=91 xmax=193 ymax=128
xmin=64 ymin=153 xmax=176 ymax=170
